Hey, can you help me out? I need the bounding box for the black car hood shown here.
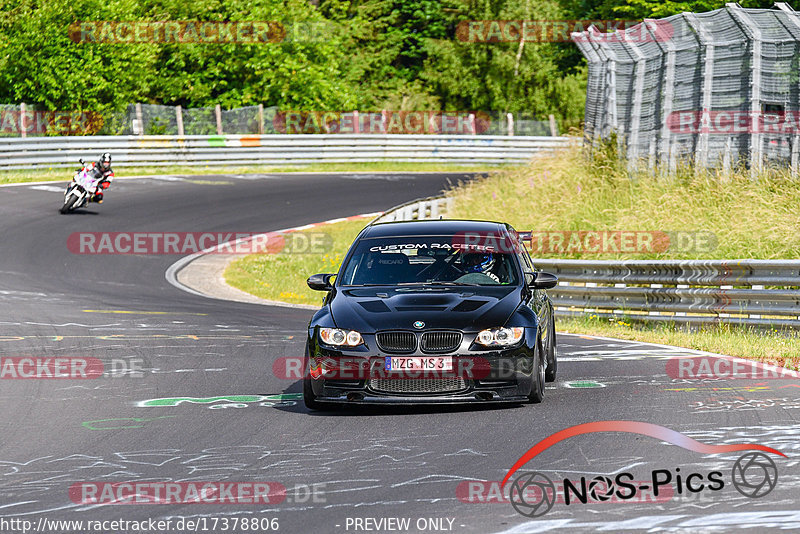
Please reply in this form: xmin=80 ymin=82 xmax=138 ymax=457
xmin=329 ymin=286 xmax=523 ymax=333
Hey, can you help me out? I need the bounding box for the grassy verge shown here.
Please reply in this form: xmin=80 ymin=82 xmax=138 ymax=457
xmin=225 ymin=146 xmax=800 ymax=365
xmin=225 ymin=219 xmax=367 ymax=306
xmin=559 ymin=314 xmax=799 ymax=368
xmin=449 ymin=143 xmax=800 ymax=259
xmin=0 ymin=162 xmax=505 ymax=186
xmin=224 ymin=217 xmax=800 ymax=365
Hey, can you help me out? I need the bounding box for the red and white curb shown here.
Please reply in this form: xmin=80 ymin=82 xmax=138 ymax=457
xmin=164 ymin=211 xmax=383 ymax=308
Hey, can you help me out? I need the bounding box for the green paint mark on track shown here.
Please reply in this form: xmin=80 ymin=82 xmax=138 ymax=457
xmin=82 ymin=416 xmax=177 ymax=430
xmin=565 ymin=380 xmax=606 ymax=388
xmin=139 ymin=393 xmax=303 ymax=407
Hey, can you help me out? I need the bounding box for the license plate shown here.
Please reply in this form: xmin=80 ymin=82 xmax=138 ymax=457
xmin=385 ymin=356 xmax=453 ymax=371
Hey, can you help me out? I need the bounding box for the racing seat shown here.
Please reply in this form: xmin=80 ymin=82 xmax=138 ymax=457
xmin=372 ymin=253 xmax=416 ymax=284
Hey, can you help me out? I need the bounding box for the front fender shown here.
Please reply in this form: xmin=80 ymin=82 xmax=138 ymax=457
xmin=308 ymin=305 xmax=334 ymax=338
xmin=506 ymin=304 xmax=540 ymax=333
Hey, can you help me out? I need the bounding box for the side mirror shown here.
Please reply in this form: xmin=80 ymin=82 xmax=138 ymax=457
xmin=529 ymin=271 xmax=558 ymax=290
xmin=307 ymin=273 xmax=336 ymax=291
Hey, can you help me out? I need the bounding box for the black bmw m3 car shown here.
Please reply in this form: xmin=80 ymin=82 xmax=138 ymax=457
xmin=303 ymin=219 xmax=558 ymax=409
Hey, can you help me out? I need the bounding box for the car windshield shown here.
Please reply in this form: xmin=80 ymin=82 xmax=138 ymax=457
xmin=340 ymin=235 xmax=520 ymax=286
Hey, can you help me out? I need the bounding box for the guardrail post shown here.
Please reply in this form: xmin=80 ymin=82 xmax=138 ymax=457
xmin=215 ymin=104 xmax=223 ymax=135
xmin=176 ymin=105 xmax=184 ymax=136
xmin=507 ymin=113 xmax=514 ymax=136
xmin=548 ymin=114 xmax=558 ymax=137
xmin=258 ymin=104 xmax=264 ymax=135
xmin=135 ymin=103 xmax=144 ymax=136
xmin=19 ymin=103 xmax=26 ymax=138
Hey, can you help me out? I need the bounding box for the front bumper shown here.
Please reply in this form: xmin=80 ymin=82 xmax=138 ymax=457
xmin=306 ymin=330 xmax=538 ymax=405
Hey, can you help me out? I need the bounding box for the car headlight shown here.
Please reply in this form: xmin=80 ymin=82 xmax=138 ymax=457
xmin=475 ymin=327 xmax=524 ymax=347
xmin=319 ymin=328 xmax=363 ymax=347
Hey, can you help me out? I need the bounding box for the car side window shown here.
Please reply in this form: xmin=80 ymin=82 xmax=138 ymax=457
xmin=515 ymin=239 xmax=535 ymax=274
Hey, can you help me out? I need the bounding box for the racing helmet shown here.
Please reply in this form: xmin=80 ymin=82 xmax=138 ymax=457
xmin=98 ymin=152 xmax=112 ymax=170
xmin=463 ymin=252 xmax=495 ymax=274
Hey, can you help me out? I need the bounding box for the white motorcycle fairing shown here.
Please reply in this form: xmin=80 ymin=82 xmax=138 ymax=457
xmin=61 ymin=169 xmax=100 ymax=214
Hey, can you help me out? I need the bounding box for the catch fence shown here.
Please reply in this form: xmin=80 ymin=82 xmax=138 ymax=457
xmin=572 ymin=2 xmax=800 ymax=176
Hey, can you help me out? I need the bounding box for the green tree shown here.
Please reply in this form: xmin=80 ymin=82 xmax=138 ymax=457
xmin=0 ymin=0 xmax=155 ymax=112
xmin=421 ymin=0 xmax=587 ymax=129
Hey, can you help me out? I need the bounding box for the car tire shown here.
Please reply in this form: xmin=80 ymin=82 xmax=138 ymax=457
xmin=302 ymin=344 xmax=324 ymax=411
xmin=528 ymin=337 xmax=545 ymax=404
xmin=303 ymin=375 xmax=322 ymax=411
xmin=545 ymin=316 xmax=557 ymax=383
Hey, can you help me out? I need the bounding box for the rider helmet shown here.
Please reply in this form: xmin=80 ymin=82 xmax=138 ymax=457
xmin=98 ymin=152 xmax=112 ymax=170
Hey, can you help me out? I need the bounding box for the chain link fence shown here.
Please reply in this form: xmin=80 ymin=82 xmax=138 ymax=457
xmin=573 ymin=2 xmax=800 ymax=175
xmin=0 ymin=103 xmax=560 ymax=137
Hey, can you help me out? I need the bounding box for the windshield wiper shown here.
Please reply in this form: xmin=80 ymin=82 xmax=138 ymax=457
xmin=424 ymin=281 xmax=480 ymax=286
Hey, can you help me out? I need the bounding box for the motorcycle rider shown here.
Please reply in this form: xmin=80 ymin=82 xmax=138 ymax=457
xmin=80 ymin=153 xmax=114 ymax=203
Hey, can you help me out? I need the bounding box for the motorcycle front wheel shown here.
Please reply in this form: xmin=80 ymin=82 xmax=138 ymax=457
xmin=60 ymin=195 xmax=78 ymax=214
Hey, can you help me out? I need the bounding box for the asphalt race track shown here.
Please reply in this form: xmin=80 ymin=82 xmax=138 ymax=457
xmin=0 ymin=172 xmax=798 ymax=534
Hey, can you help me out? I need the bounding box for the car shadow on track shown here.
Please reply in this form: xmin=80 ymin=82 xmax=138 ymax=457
xmin=271 ymin=387 xmax=527 ymax=416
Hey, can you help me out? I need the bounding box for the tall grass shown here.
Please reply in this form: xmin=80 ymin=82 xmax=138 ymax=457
xmin=225 ymin=219 xmax=368 ymax=306
xmin=225 ymin=146 xmax=800 ymax=363
xmin=449 ymin=142 xmax=800 ymax=260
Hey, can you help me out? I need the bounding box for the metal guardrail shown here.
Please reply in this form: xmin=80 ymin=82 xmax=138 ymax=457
xmin=0 ymin=134 xmax=572 ymax=170
xmin=371 ymin=196 xmax=454 ymax=224
xmin=378 ymin=196 xmax=800 ymax=328
xmin=535 ymin=259 xmax=800 ymax=328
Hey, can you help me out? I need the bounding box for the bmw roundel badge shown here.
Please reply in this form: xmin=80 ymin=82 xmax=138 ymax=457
xmin=413 ymin=321 xmax=425 ymax=329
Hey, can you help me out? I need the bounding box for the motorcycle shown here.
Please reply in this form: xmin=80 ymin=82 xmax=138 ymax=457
xmin=60 ymin=159 xmax=101 ymax=214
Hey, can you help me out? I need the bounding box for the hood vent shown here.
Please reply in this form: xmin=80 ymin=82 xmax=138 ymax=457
xmin=452 ymin=300 xmax=488 ymax=312
xmin=395 ymin=305 xmax=448 ymax=312
xmin=359 ymin=300 xmax=391 ymax=313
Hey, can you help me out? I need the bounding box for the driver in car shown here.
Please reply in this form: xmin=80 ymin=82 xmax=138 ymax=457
xmin=462 ymin=252 xmax=501 ymax=283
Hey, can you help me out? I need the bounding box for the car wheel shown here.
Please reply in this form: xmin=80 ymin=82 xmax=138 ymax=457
xmin=302 ymin=344 xmax=324 ymax=411
xmin=303 ymin=376 xmax=323 ymax=411
xmin=528 ymin=337 xmax=545 ymax=404
xmin=545 ymin=316 xmax=557 ymax=383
